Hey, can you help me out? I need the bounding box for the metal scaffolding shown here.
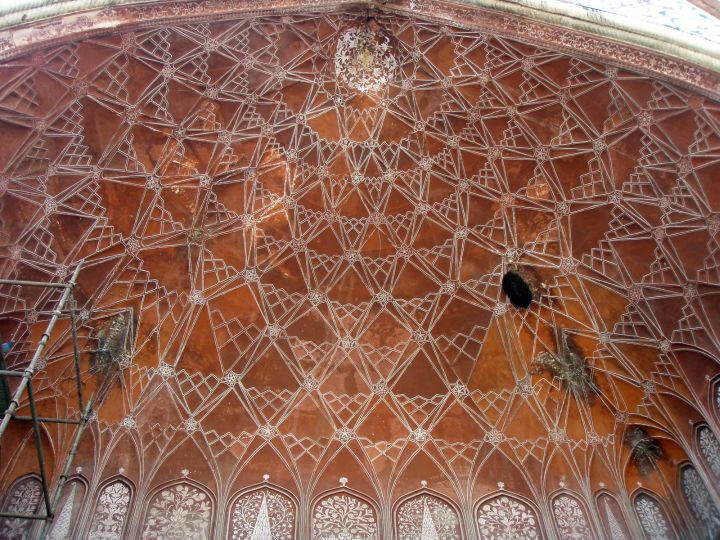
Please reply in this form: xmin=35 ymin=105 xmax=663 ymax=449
xmin=0 ymin=262 xmax=94 ymax=539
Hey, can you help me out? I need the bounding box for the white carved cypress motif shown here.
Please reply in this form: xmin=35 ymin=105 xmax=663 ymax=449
xmin=601 ymin=496 xmax=629 ymax=540
xmin=231 ymin=488 xmax=294 ymax=539
xmin=48 ymin=481 xmax=82 ymax=540
xmin=397 ymin=495 xmax=461 ymax=539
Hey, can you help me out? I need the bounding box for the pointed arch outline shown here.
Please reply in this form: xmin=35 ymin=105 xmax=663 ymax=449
xmin=474 ymin=489 xmax=546 ymax=539
xmin=677 ymin=460 xmax=720 ymax=539
xmin=0 ymin=472 xmax=42 ymax=505
xmin=311 ymin=485 xmax=381 ymax=540
xmin=548 ymin=488 xmax=599 ymax=539
xmin=0 ymin=473 xmax=44 ymax=540
xmin=139 ymin=477 xmax=216 ymax=539
xmin=81 ymin=473 xmax=135 ymax=540
xmin=593 ymin=488 xmax=635 ymax=539
xmin=47 ymin=473 xmax=88 ymax=540
xmin=692 ymin=421 xmax=720 ymax=479
xmin=392 ymin=486 xmax=465 ymax=539
xmin=226 ymin=480 xmax=299 ymax=540
xmin=631 ymin=487 xmax=679 ymax=540
xmin=709 ymin=375 xmax=720 ymax=424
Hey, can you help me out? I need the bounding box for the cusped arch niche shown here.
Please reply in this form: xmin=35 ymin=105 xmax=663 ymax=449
xmin=633 ymin=491 xmax=676 ymax=540
xmin=47 ymin=476 xmax=87 ymax=540
xmin=475 ymin=492 xmax=543 ymax=539
xmin=140 ymin=479 xmax=213 ymax=539
xmin=550 ymin=492 xmax=595 ymax=539
xmin=85 ymin=476 xmax=134 ymax=539
xmin=696 ymin=424 xmax=720 ymax=480
xmin=595 ymin=491 xmax=632 ymax=540
xmin=227 ymin=484 xmax=297 ymax=539
xmin=0 ymin=474 xmax=43 ymax=539
xmin=679 ymin=463 xmax=720 ymax=539
xmin=710 ymin=376 xmax=720 ymax=424
xmin=312 ymin=488 xmax=379 ymax=540
xmin=395 ymin=490 xmax=463 ymax=539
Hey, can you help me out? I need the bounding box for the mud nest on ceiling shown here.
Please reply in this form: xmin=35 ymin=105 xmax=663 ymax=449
xmin=533 ymin=328 xmax=599 ymax=399
xmin=502 ymin=265 xmax=546 ymax=309
xmin=625 ymin=427 xmax=663 ymax=476
xmin=92 ymin=310 xmax=134 ymax=401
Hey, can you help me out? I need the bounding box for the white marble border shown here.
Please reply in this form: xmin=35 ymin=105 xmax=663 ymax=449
xmin=0 ymin=0 xmax=718 ymax=99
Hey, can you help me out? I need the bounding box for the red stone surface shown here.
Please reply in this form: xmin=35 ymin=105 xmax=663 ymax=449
xmin=0 ymin=7 xmax=719 ymax=539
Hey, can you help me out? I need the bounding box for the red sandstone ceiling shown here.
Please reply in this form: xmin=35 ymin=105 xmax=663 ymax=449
xmin=1 ymin=5 xmax=720 ymax=540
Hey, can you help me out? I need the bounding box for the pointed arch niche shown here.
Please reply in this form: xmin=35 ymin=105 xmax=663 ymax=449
xmin=633 ymin=492 xmax=676 ymax=540
xmin=475 ymin=492 xmax=543 ymax=539
xmin=696 ymin=425 xmax=720 ymax=480
xmin=227 ymin=484 xmax=297 ymax=539
xmin=679 ymin=464 xmax=720 ymax=539
xmin=595 ymin=492 xmax=632 ymax=540
xmin=394 ymin=489 xmax=463 ymax=539
xmin=47 ymin=476 xmax=86 ymax=540
xmin=140 ymin=480 xmax=213 ymax=539
xmin=0 ymin=474 xmax=42 ymax=539
xmin=312 ymin=488 xmax=379 ymax=540
xmin=551 ymin=492 xmax=595 ymax=539
xmin=86 ymin=476 xmax=133 ymax=539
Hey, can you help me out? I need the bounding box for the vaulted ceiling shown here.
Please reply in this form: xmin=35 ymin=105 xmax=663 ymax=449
xmin=1 ymin=3 xmax=720 ymax=539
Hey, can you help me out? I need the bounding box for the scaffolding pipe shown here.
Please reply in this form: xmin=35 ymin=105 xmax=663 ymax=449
xmin=0 ymin=279 xmax=73 ymax=289
xmin=12 ymin=416 xmax=81 ymax=424
xmin=26 ymin=380 xmax=52 ymax=518
xmin=0 ymin=349 xmax=11 ymax=411
xmin=69 ymin=294 xmax=84 ymax=413
xmin=0 ymin=512 xmax=49 ymax=520
xmin=38 ymin=395 xmax=94 ymax=540
xmin=0 ymin=262 xmax=83 ymax=441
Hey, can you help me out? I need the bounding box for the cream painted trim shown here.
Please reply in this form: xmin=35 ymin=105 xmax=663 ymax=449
xmin=452 ymin=0 xmax=720 ymax=71
xmin=0 ymin=0 xmax=718 ymax=74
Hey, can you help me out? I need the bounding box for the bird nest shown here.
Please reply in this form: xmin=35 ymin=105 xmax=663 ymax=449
xmin=92 ymin=310 xmax=134 ymax=402
xmin=95 ymin=312 xmax=132 ymax=369
xmin=533 ymin=329 xmax=598 ymax=399
xmin=624 ymin=427 xmax=663 ymax=475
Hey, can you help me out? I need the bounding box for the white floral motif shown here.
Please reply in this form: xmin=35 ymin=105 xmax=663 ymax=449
xmin=308 ymin=290 xmax=326 ymax=305
xmin=411 ymin=427 xmax=429 ymax=443
xmin=397 ymin=495 xmax=461 ymax=539
xmin=681 ymin=466 xmax=720 ymax=539
xmin=477 ymin=495 xmax=539 ymax=539
xmin=87 ymin=481 xmax=131 ymax=540
xmin=635 ymin=495 xmax=672 ymax=540
xmin=699 ymin=427 xmax=720 ymax=479
xmin=552 ymin=495 xmax=592 ymax=539
xmin=313 ymin=494 xmax=378 ymax=539
xmin=0 ymin=476 xmax=42 ymax=539
xmin=335 ymin=27 xmax=397 ymax=94
xmin=231 ymin=488 xmax=294 ymax=540
xmin=372 ymin=381 xmax=389 ymax=396
xmin=141 ymin=483 xmax=211 ymax=539
xmin=449 ymin=382 xmax=468 ymax=399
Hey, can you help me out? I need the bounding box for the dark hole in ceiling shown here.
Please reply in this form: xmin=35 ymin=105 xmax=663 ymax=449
xmin=502 ymin=271 xmax=533 ymax=308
